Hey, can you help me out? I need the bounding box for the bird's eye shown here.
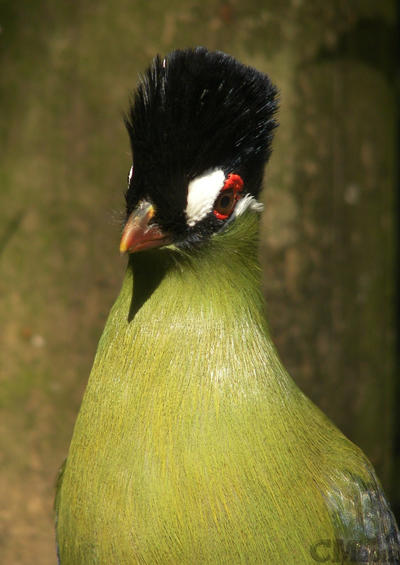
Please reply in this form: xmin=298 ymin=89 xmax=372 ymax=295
xmin=213 ymin=173 xmax=244 ymax=220
xmin=214 ymin=190 xmax=235 ymax=218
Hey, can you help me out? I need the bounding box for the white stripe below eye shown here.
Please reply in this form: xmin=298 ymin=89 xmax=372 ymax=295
xmin=233 ymin=194 xmax=264 ymax=218
xmin=185 ymin=169 xmax=225 ymax=227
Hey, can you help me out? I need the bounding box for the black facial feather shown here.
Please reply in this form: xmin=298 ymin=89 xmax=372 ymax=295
xmin=124 ymin=47 xmax=278 ymax=245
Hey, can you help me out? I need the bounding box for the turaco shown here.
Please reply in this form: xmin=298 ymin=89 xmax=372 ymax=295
xmin=55 ymin=47 xmax=400 ymax=564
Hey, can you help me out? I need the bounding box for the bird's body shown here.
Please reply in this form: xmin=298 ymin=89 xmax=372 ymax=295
xmin=56 ymin=48 xmax=399 ymax=564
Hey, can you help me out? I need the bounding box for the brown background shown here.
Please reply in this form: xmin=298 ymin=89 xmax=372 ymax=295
xmin=0 ymin=1 xmax=398 ymax=563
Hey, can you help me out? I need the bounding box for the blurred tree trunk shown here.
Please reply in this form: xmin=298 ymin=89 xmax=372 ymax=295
xmin=0 ymin=1 xmax=397 ymax=562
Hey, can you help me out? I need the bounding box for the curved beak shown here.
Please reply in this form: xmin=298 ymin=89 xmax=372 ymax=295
xmin=119 ymin=200 xmax=172 ymax=254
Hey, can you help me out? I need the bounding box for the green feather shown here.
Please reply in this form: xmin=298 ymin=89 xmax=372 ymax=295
xmin=56 ymin=211 xmax=399 ymax=564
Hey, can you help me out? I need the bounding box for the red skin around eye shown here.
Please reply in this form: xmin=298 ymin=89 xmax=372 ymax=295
xmin=223 ymin=173 xmax=244 ymax=194
xmin=213 ymin=173 xmax=244 ymax=220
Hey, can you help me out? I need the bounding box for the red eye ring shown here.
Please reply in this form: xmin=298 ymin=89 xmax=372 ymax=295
xmin=213 ymin=173 xmax=244 ymax=220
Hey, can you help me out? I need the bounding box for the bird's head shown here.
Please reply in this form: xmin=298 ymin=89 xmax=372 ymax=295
xmin=120 ymin=47 xmax=278 ymax=254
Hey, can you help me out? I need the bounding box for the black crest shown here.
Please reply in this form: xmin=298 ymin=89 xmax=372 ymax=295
xmin=124 ymin=47 xmax=278 ymax=233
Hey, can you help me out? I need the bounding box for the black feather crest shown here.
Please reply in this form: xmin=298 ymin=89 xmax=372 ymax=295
xmin=124 ymin=48 xmax=278 ymax=216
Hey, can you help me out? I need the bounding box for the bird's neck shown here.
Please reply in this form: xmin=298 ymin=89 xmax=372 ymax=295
xmin=128 ymin=211 xmax=268 ymax=335
xmin=98 ymin=211 xmax=295 ymax=399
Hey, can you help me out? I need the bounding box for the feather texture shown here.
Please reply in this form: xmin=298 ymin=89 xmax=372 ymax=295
xmin=56 ymin=212 xmax=399 ymax=564
xmin=123 ymin=47 xmax=278 ymax=244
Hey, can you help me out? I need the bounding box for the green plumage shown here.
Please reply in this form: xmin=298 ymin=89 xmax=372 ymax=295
xmin=56 ymin=212 xmax=399 ymax=564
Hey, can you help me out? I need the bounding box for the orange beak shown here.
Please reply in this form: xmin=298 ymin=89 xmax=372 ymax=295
xmin=119 ymin=200 xmax=172 ymax=254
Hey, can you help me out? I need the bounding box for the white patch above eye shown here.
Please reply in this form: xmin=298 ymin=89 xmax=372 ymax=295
xmin=185 ymin=169 xmax=225 ymax=227
xmin=127 ymin=166 xmax=134 ymax=185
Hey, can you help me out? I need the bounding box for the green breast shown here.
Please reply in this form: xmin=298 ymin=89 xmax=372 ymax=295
xmin=56 ymin=216 xmax=358 ymax=564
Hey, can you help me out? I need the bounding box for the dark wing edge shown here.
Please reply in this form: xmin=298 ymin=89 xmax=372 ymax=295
xmin=325 ymin=461 xmax=400 ymax=564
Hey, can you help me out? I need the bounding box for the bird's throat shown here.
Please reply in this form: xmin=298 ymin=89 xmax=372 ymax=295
xmin=75 ymin=211 xmax=292 ymax=436
xmin=126 ymin=211 xmax=270 ymax=343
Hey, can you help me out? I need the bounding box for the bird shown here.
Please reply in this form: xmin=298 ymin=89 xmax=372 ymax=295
xmin=55 ymin=47 xmax=400 ymax=564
